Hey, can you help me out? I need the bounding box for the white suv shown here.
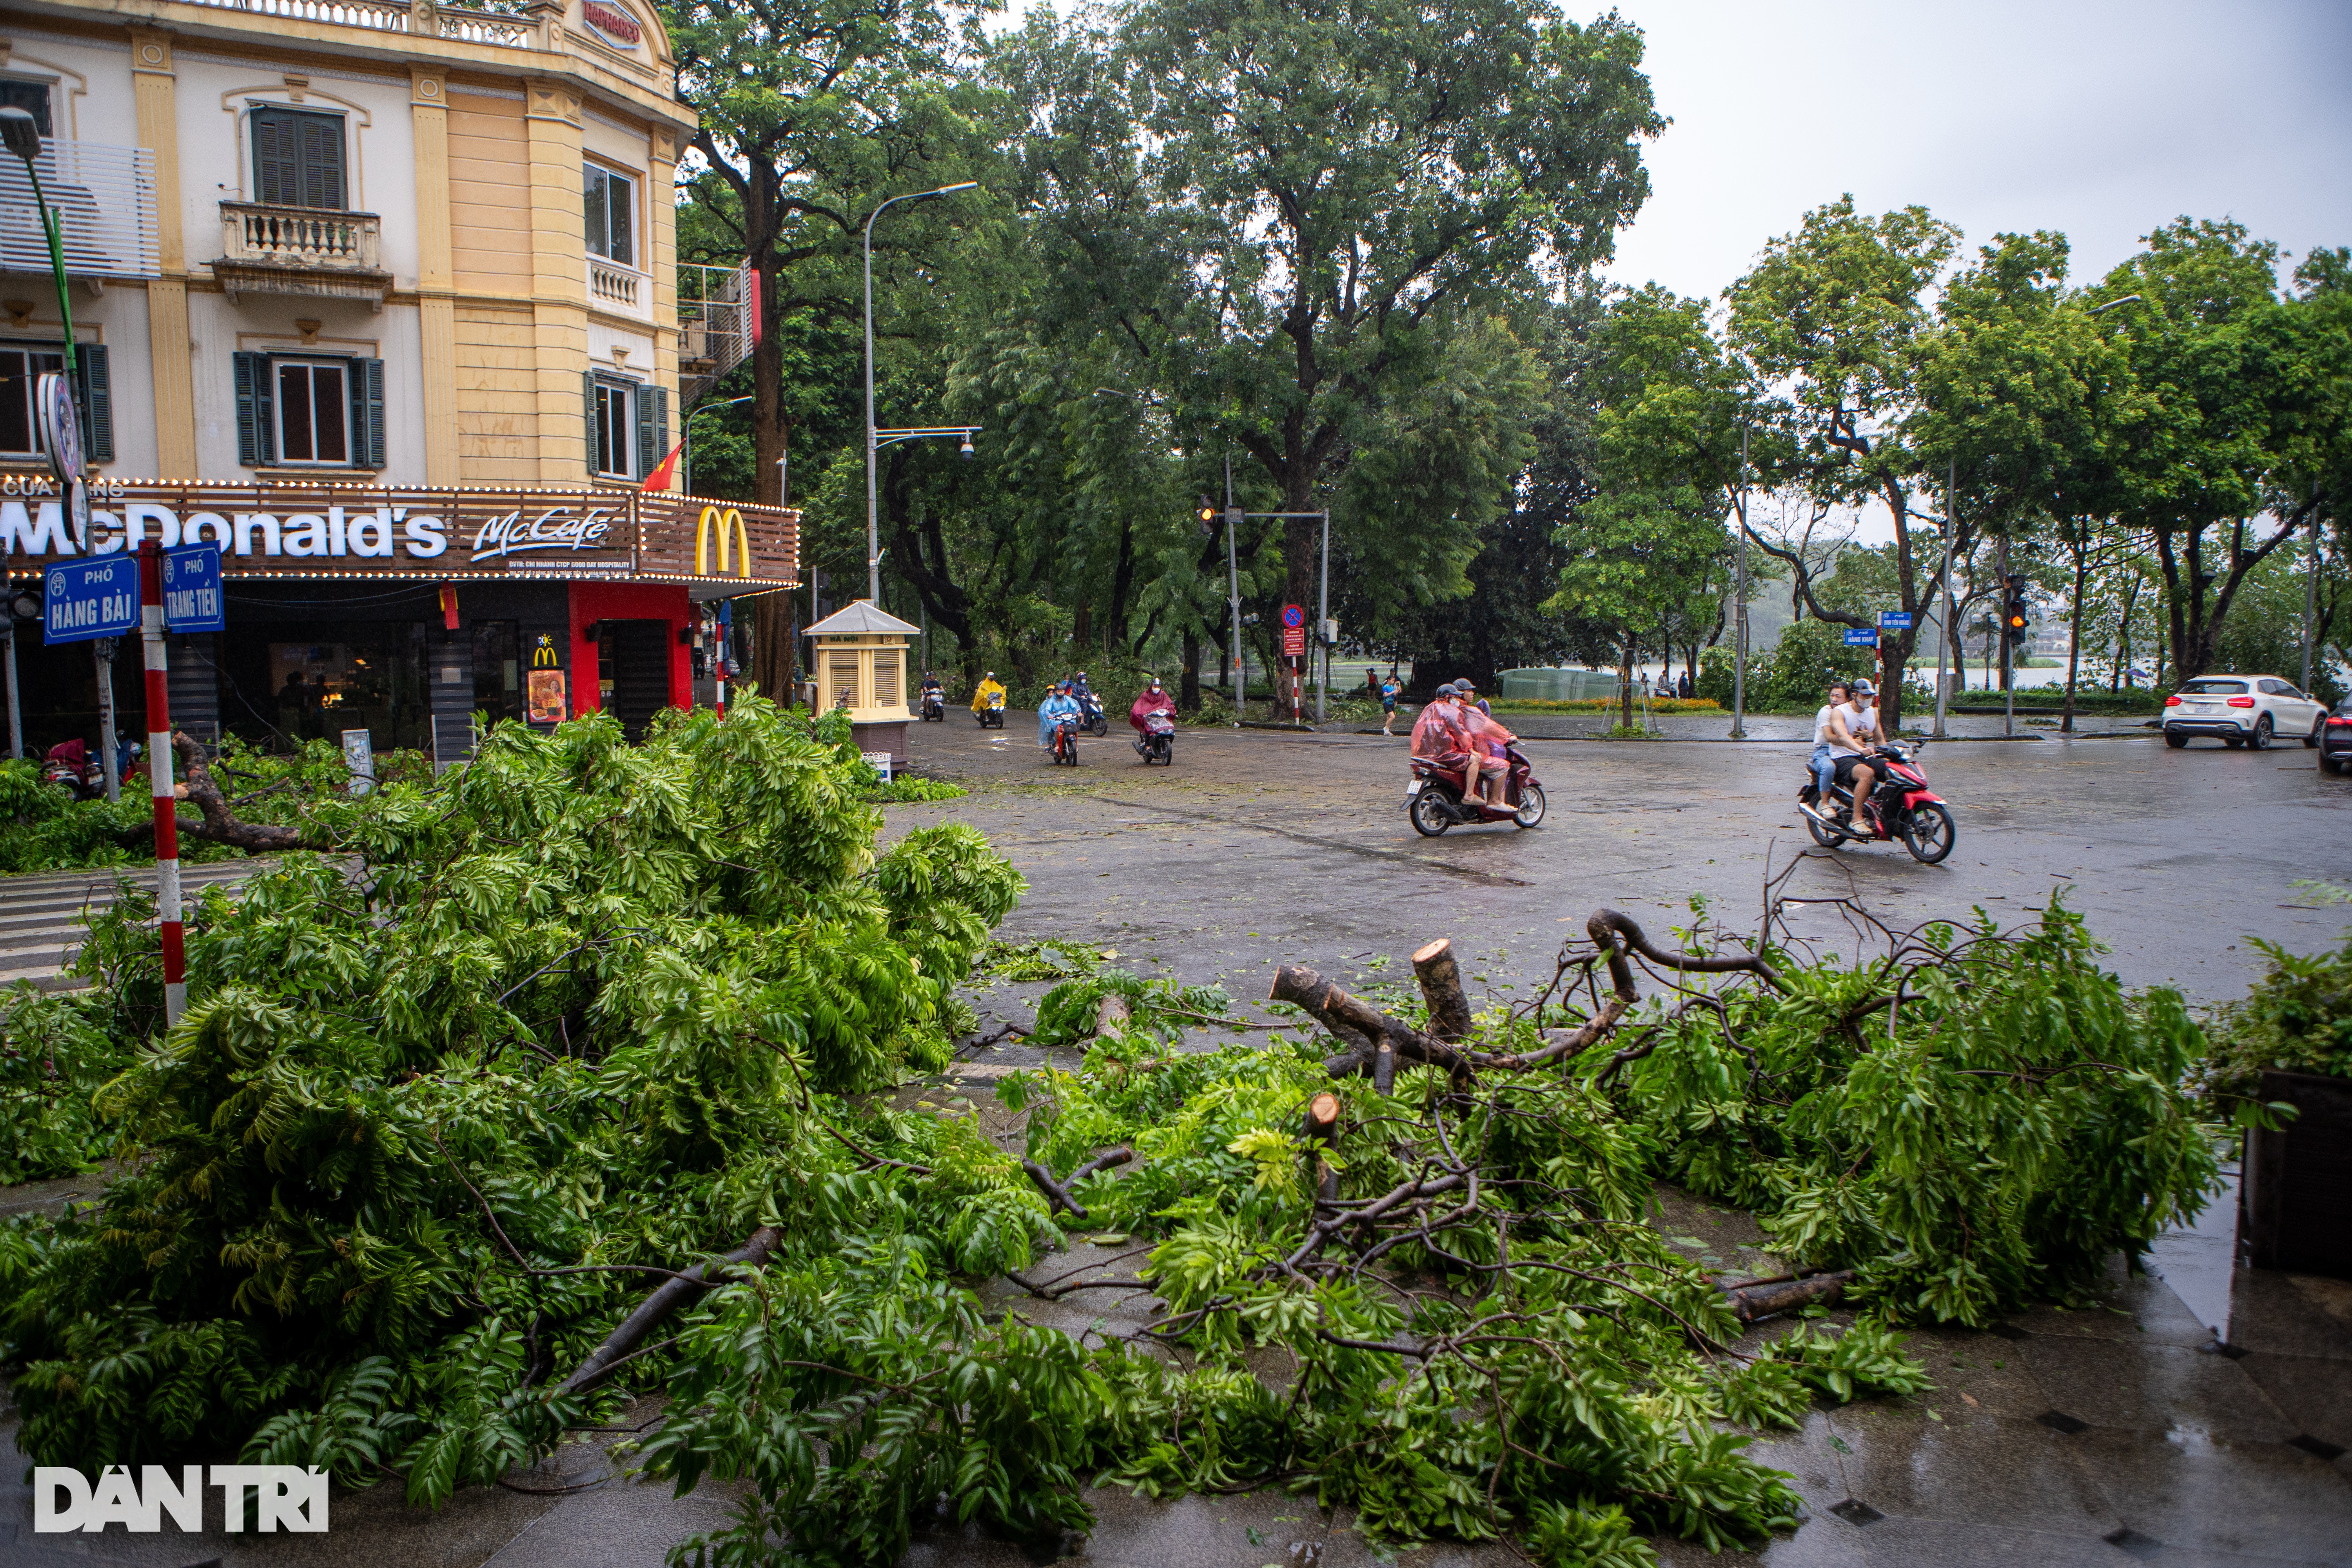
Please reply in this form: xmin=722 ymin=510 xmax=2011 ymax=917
xmin=2162 ymin=675 xmax=2328 ymax=751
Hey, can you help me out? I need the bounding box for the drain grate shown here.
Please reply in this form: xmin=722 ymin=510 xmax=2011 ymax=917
xmin=1828 ymin=1499 xmax=1884 ymax=1527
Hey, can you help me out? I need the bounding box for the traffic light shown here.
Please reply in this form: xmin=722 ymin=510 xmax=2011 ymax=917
xmin=1197 ymin=496 xmax=1219 ymax=535
xmin=2003 ymin=573 xmax=2031 ymax=649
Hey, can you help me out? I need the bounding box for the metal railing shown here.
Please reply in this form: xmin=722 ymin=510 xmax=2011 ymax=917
xmin=165 ymin=0 xmax=537 ymax=47
xmin=0 ymin=140 xmax=161 ymax=279
xmin=678 ymin=260 xmax=755 ymax=401
xmin=220 ymin=203 xmax=383 ymax=270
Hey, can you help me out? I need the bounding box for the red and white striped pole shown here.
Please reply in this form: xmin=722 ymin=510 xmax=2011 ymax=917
xmin=137 ymin=541 xmax=185 ymax=1025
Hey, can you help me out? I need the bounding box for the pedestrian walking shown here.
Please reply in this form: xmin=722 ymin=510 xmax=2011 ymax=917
xmin=1379 ymin=674 xmax=1401 ymax=734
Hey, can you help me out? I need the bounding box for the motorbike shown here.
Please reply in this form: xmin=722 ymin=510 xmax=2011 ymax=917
xmin=1051 ymin=710 xmax=1082 ymax=766
xmin=1134 ymin=711 xmax=1176 ymax=766
xmin=919 ymin=686 xmax=946 ymax=722
xmin=42 ymin=737 xmax=140 ymax=801
xmin=1406 ymin=745 xmax=1546 ymax=835
xmin=1797 ymin=742 xmax=1955 ymax=864
xmin=1076 ymin=692 xmax=1109 ymax=737
xmin=975 ymin=691 xmax=1006 ymax=728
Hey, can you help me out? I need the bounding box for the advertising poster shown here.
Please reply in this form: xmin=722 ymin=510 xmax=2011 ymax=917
xmin=527 ymin=668 xmax=568 ymax=723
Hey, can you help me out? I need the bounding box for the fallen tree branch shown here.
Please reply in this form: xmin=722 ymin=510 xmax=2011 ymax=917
xmin=1412 ymin=939 xmax=1476 ymax=1042
xmin=172 ymin=732 xmax=316 ymax=851
xmin=554 ymin=1226 xmax=783 ymax=1397
xmin=1021 ymin=1145 xmax=1134 ymax=1220
xmin=1590 ymin=908 xmax=1787 ymax=994
xmin=1271 ymin=965 xmax=1471 ymax=1078
xmin=1723 ymin=1269 xmax=1857 ymax=1323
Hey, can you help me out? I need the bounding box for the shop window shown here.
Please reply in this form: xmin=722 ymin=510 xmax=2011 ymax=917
xmin=584 ymin=162 xmax=634 ymax=267
xmin=0 ymin=80 xmax=53 ymax=136
xmin=232 ymin=352 xmax=385 ymax=469
xmin=471 ymin=619 xmax=523 ymax=728
xmin=263 ymin=628 xmax=429 ymax=752
xmin=252 ymin=105 xmax=347 ymax=211
xmin=0 ymin=344 xmax=114 ymax=463
xmin=584 ymin=373 xmax=667 ymax=481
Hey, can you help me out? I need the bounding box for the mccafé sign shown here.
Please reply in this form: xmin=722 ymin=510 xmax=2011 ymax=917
xmin=0 ymin=477 xmax=798 ymax=589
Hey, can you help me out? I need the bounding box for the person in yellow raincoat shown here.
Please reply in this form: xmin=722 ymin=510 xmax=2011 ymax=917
xmin=971 ymin=671 xmax=1007 ymax=718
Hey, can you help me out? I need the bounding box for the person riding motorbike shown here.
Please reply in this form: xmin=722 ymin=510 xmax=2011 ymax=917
xmin=971 ymin=671 xmax=1006 ymax=719
xmin=1130 ymin=677 xmax=1176 ymax=757
xmin=1826 ymin=678 xmax=1882 ymax=830
xmin=1410 ymin=683 xmax=1483 ymax=801
xmin=1805 ymin=680 xmax=1851 ymax=806
xmin=1450 ymin=688 xmax=1517 ymax=809
xmin=1038 ymin=680 xmax=1082 ymax=750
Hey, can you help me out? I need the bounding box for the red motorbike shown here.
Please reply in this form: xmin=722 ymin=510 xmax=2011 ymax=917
xmin=1798 ymin=742 xmax=1955 ymax=864
xmin=1406 ymin=746 xmax=1546 ymax=835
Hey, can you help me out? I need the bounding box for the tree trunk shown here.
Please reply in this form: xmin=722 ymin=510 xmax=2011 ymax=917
xmin=1180 ymin=627 xmax=1202 ymax=713
xmin=1412 ymin=939 xmax=1475 ymax=1042
xmin=1618 ymin=635 xmax=1635 ymax=731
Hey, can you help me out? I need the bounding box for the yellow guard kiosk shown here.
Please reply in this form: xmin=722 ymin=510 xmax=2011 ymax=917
xmin=805 ymin=600 xmax=922 ymax=770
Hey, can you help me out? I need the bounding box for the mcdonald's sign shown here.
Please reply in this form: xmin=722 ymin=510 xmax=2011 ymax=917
xmin=695 ymin=505 xmax=753 ymax=579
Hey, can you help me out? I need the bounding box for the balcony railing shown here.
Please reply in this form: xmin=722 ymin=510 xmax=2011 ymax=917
xmin=166 ymin=0 xmax=538 ymax=49
xmin=0 ymin=140 xmax=161 ymax=280
xmin=213 ymin=202 xmax=392 ymax=307
xmin=588 ymin=254 xmax=650 ymax=316
xmin=678 ymin=261 xmax=756 ymax=403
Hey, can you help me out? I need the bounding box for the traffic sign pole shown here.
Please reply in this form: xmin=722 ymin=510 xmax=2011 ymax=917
xmin=138 ymin=541 xmax=185 ymax=1026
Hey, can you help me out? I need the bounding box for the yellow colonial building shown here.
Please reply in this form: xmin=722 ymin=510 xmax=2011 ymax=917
xmin=1 ymin=0 xmax=795 ymax=766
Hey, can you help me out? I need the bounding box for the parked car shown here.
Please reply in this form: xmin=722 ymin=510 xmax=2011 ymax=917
xmin=2162 ymin=675 xmax=2328 ymax=751
xmin=2322 ymin=699 xmax=2352 ymax=775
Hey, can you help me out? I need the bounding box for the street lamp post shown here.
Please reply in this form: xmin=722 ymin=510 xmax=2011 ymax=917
xmin=864 ymin=181 xmax=979 ymax=603
xmin=681 ymin=394 xmax=751 ymax=497
xmin=3 ymin=106 xmax=101 ymax=788
xmin=1731 ymin=424 xmax=1749 ymax=739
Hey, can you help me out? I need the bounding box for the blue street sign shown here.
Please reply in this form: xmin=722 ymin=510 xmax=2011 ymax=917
xmin=163 ymin=543 xmax=226 ymax=633
xmin=1844 ymin=627 xmax=1880 ymax=647
xmin=42 ymin=555 xmax=138 ymax=644
xmin=1879 ymin=610 xmax=1913 ymax=631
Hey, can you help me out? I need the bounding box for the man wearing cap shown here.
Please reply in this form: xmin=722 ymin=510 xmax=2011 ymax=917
xmin=1826 ymin=677 xmax=1882 ymax=829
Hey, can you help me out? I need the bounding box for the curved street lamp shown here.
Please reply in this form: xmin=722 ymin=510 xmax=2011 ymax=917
xmin=863 ymin=181 xmax=980 ymax=603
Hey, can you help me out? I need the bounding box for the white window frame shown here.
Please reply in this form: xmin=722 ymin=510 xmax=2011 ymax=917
xmin=0 ymin=344 xmax=67 ymax=460
xmin=273 ymin=357 xmax=352 ymax=467
xmin=590 ymin=378 xmax=635 ymax=480
xmin=584 ymin=161 xmax=637 ymax=268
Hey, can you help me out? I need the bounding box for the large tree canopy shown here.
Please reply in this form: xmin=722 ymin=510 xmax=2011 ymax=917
xmin=986 ymin=0 xmax=1661 ymax=701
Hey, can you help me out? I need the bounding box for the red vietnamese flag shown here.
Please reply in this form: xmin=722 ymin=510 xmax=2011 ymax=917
xmin=641 ymin=438 xmax=686 ymax=493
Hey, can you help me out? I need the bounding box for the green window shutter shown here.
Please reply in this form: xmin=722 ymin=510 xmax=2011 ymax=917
xmin=252 ymin=107 xmax=345 ymax=209
xmin=348 ymin=356 xmax=385 ymax=468
xmin=73 ymin=343 xmax=112 ymax=463
xmin=232 ymin=351 xmax=274 ymax=466
xmin=252 ymin=110 xmax=295 ymax=206
xmin=584 ymin=370 xmax=599 ymax=475
xmin=301 ymin=113 xmax=345 ymax=210
xmin=636 ymin=383 xmax=666 ymax=479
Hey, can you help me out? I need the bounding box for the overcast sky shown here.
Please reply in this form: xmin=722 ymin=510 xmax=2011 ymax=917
xmin=1599 ymin=0 xmax=2352 ymax=300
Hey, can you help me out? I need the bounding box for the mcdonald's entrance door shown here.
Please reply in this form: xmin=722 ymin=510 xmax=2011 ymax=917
xmin=596 ymin=620 xmax=674 ymax=742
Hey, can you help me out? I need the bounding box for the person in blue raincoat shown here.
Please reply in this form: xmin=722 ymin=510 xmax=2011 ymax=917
xmin=1038 ymin=680 xmax=1081 ymax=748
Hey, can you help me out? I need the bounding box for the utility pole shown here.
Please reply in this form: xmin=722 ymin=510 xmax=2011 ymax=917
xmin=2303 ymin=500 xmax=2321 ymax=693
xmin=1731 ymin=425 xmax=1749 ymax=739
xmin=2 ymin=615 xmax=19 ymax=759
xmin=93 ymin=638 xmax=119 ymax=803
xmin=1224 ymin=452 xmax=1242 ymax=719
xmin=1935 ymin=457 xmax=1955 ymax=740
xmin=1315 ymin=508 xmax=1330 ymax=724
xmin=1999 ymin=530 xmax=2014 ymax=738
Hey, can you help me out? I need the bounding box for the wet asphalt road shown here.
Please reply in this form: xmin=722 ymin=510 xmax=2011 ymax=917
xmin=893 ymin=712 xmax=2352 ymax=1029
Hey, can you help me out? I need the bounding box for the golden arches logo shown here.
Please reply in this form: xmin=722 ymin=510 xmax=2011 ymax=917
xmin=696 ymin=505 xmax=752 ymax=579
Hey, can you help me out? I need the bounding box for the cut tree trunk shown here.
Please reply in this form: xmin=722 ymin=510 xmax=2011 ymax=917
xmin=1412 ymin=939 xmax=1475 ymax=1043
xmin=1723 ymin=1269 xmax=1857 ymax=1323
xmin=173 ymin=733 xmax=312 ymax=851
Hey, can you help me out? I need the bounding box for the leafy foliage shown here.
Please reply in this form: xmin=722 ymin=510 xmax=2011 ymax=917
xmin=0 ymin=985 xmax=130 ymax=1182
xmin=2202 ymin=930 xmax=2352 ymax=1104
xmin=1606 ymin=897 xmax=2220 ymax=1326
xmin=0 ymin=697 xmax=1025 ymax=1497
